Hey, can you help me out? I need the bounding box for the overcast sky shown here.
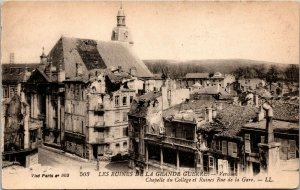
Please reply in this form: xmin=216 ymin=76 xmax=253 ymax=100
xmin=2 ymin=1 xmax=299 ymax=64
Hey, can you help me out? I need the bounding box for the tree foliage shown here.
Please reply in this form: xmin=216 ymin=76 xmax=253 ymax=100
xmin=145 ymin=60 xmax=298 ymax=83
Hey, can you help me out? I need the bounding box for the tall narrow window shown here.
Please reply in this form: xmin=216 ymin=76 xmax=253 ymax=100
xmin=123 ymin=112 xmax=128 ymax=122
xmin=116 ymin=143 xmax=120 ymax=152
xmin=209 ymin=156 xmax=215 ymax=174
xmin=130 ymin=96 xmax=133 ymax=104
xmin=115 ymin=95 xmax=120 ymax=107
xmin=123 ymin=96 xmax=127 ymax=106
xmin=288 ymin=140 xmax=296 ymax=159
xmin=232 ymin=142 xmax=238 ymax=157
xmin=81 ymin=121 xmax=84 ymax=134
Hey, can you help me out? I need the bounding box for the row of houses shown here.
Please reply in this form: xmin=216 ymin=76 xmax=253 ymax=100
xmin=128 ymin=85 xmax=299 ymax=175
xmin=1 ymin=5 xmax=166 ymax=166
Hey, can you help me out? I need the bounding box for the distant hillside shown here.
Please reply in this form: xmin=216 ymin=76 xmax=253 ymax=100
xmin=143 ymin=59 xmax=294 ymax=78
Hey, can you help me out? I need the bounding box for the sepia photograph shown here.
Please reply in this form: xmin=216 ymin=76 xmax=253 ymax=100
xmin=1 ymin=1 xmax=299 ymax=189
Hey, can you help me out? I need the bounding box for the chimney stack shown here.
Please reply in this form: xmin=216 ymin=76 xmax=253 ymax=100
xmin=262 ymin=102 xmax=274 ymax=143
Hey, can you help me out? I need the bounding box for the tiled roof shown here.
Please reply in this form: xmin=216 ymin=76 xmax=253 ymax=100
xmin=48 ymin=37 xmax=153 ymax=79
xmin=186 ymin=73 xmax=209 ymax=79
xmin=106 ymin=71 xmax=131 ymax=84
xmin=268 ymin=99 xmax=299 ymax=122
xmin=162 ymin=99 xmax=216 ymax=119
xmin=203 ymin=104 xmax=259 ymax=137
xmin=128 ymin=91 xmax=162 ymax=118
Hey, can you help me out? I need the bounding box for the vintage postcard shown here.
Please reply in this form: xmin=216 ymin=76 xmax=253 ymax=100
xmin=1 ymin=1 xmax=299 ymax=189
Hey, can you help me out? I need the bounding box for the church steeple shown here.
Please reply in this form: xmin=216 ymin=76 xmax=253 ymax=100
xmin=117 ymin=3 xmax=126 ymax=26
xmin=111 ymin=3 xmax=133 ymax=45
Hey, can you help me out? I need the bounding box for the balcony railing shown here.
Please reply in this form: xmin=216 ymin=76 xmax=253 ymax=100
xmin=145 ymin=133 xmax=197 ymax=149
xmin=164 ymin=136 xmax=197 ymax=148
xmin=145 ymin=133 xmax=165 ymax=142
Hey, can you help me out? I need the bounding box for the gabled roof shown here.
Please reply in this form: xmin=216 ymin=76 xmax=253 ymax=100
xmin=27 ymin=68 xmax=51 ymax=83
xmin=48 ymin=37 xmax=153 ymax=79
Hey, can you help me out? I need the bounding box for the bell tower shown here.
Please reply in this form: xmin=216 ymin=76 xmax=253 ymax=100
xmin=111 ymin=3 xmax=133 ymax=45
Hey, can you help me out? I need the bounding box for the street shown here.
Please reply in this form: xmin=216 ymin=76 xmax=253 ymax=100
xmin=38 ymin=147 xmax=131 ymax=172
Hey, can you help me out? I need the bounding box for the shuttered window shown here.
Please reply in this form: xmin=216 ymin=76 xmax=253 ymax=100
xmin=215 ymin=140 xmax=221 ymax=151
xmin=209 ymin=156 xmax=215 ymax=173
xmin=228 ymin=142 xmax=233 ymax=156
xmin=245 ymin=134 xmax=251 ymax=153
xmin=222 ymin=140 xmax=227 ymax=155
xmin=288 ymin=140 xmax=296 ymax=159
xmin=232 ymin=143 xmax=238 ymax=157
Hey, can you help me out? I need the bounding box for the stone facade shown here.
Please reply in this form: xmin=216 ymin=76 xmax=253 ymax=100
xmin=128 ymin=79 xmax=190 ymax=171
xmin=62 ymin=69 xmax=138 ymax=160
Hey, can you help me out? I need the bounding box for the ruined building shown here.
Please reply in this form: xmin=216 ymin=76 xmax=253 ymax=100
xmin=128 ymin=78 xmax=190 ymax=172
xmin=64 ymin=67 xmax=137 ymax=159
xmin=128 ymin=89 xmax=299 ymax=175
xmin=2 ymin=95 xmax=39 ymax=167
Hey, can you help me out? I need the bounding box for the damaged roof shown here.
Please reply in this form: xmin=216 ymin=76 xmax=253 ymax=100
xmin=48 ymin=37 xmax=153 ymax=79
xmin=128 ymin=91 xmax=162 ymax=118
xmin=162 ymin=99 xmax=216 ymax=120
xmin=106 ymin=71 xmax=131 ymax=84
